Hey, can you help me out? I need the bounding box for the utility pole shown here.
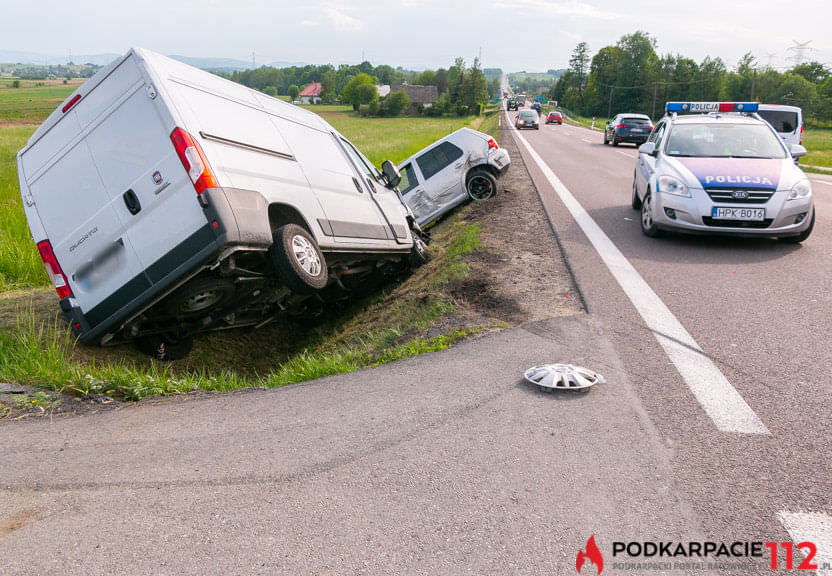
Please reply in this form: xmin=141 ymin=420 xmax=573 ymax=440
xmin=750 ymin=68 xmax=757 ymax=100
xmin=652 ymin=82 xmax=658 ymax=120
xmin=607 ymin=86 xmax=614 ymax=119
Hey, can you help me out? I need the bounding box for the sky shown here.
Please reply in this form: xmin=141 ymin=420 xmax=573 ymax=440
xmin=1 ymin=0 xmax=830 ymax=72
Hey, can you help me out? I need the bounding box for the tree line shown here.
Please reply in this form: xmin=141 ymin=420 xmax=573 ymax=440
xmin=552 ymin=32 xmax=832 ymax=125
xmin=225 ymin=58 xmax=496 ymax=116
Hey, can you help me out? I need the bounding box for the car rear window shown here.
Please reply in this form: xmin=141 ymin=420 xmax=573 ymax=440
xmin=416 ymin=141 xmax=464 ymax=181
xmin=621 ymin=117 xmax=651 ymax=125
xmin=757 ymin=110 xmax=799 ymax=133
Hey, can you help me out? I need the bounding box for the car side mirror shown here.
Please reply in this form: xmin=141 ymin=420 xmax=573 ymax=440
xmin=381 ymin=160 xmax=401 ymax=188
xmin=639 ymin=142 xmax=657 ymax=156
xmin=789 ymin=144 xmax=807 ymax=159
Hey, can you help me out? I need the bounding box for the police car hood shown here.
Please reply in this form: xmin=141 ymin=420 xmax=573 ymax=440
xmin=672 ymin=157 xmax=783 ymax=191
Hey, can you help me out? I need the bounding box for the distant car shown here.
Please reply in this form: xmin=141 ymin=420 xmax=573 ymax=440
xmin=546 ymin=111 xmax=563 ymax=125
xmin=604 ymin=113 xmax=653 ymax=146
xmin=757 ymin=104 xmax=803 ymax=148
xmin=531 ymin=102 xmax=542 ymax=115
xmin=507 ymin=98 xmax=518 ymax=111
xmin=397 ymin=128 xmax=511 ymax=227
xmin=632 ymin=101 xmax=813 ymax=243
xmin=515 ymin=109 xmax=540 ymax=130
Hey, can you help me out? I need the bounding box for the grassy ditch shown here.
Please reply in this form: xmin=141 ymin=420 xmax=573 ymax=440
xmin=0 ymin=210 xmax=489 ymax=402
xmin=799 ymin=128 xmax=832 ymax=169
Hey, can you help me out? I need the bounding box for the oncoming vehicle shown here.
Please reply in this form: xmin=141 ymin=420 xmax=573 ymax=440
xmin=515 ymin=109 xmax=540 ymax=130
xmin=397 ymin=128 xmax=510 ymax=227
xmin=507 ymin=98 xmax=518 ymax=111
xmin=632 ymin=102 xmax=814 ymax=243
xmin=546 ymin=111 xmax=563 ymax=125
xmin=605 ymin=113 xmax=653 ymax=146
xmin=757 ymin=104 xmax=803 ymax=148
xmin=18 ymin=48 xmax=427 ymax=359
xmin=531 ymin=101 xmax=542 ymax=116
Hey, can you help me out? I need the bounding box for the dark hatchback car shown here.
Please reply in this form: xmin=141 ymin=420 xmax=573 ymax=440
xmin=604 ymin=114 xmax=653 ymax=146
xmin=515 ymin=109 xmax=540 ymax=130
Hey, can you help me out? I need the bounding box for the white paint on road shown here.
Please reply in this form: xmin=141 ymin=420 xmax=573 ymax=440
xmin=581 ymin=138 xmax=593 ymax=143
xmin=778 ymin=511 xmax=832 ymax=575
xmin=509 ymin=114 xmax=769 ymax=435
xmin=616 ymin=151 xmax=636 ymax=159
xmin=810 ymin=179 xmax=832 ymax=187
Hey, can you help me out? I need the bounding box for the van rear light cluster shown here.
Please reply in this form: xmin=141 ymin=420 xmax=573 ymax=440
xmin=37 ymin=240 xmax=72 ymax=300
xmin=488 ymin=138 xmax=499 ymax=150
xmin=170 ymin=128 xmax=218 ymax=194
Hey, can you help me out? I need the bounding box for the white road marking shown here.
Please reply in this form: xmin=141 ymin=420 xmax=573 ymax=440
xmin=810 ymin=178 xmax=832 ymax=187
xmin=581 ymin=138 xmax=593 ymax=144
xmin=778 ymin=512 xmax=832 ymax=575
xmin=508 ymin=113 xmax=769 ymax=435
xmin=616 ymin=151 xmax=636 ymax=159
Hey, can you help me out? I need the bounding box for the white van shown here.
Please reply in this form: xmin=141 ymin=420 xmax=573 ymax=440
xmin=18 ymin=48 xmax=424 ymax=358
xmin=757 ymin=104 xmax=803 ymax=147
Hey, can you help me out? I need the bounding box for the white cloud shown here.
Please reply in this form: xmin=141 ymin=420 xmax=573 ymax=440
xmin=299 ymin=20 xmax=320 ymax=27
xmin=323 ymin=6 xmax=363 ymax=32
xmin=493 ymin=0 xmax=617 ymax=19
xmin=560 ymin=30 xmax=582 ymax=42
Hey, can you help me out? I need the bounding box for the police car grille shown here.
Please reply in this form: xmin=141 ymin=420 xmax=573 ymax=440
xmin=702 ymin=217 xmax=773 ymax=228
xmin=706 ymin=189 xmax=773 ymax=204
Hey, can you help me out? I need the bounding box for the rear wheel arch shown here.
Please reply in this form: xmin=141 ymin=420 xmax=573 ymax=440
xmin=268 ymin=203 xmax=314 ymax=237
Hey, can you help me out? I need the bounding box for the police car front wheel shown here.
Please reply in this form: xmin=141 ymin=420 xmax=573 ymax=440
xmin=640 ymin=191 xmax=661 ymax=237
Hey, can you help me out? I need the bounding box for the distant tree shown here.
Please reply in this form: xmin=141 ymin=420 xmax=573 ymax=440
xmin=288 ymin=84 xmax=299 ymax=102
xmin=387 ymin=90 xmax=410 ymax=115
xmin=790 ymin=61 xmax=830 ymax=85
xmin=356 ymin=83 xmax=379 ymax=108
xmin=342 ymin=73 xmax=378 ymax=110
xmin=321 ymin=70 xmax=336 ymax=102
xmin=434 ymin=68 xmax=449 ymax=94
xmin=262 ymin=86 xmax=278 ymax=97
xmin=568 ymin=42 xmax=591 ymax=109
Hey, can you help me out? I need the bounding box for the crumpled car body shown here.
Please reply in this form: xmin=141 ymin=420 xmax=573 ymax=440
xmin=397 ymin=128 xmax=511 ymax=227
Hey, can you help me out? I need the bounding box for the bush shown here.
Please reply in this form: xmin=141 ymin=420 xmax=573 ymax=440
xmin=425 ymin=104 xmax=443 ymax=117
xmin=262 ymin=85 xmax=278 ymax=97
xmin=12 ymin=80 xmax=20 ymax=88
xmin=455 ymin=104 xmax=469 ymax=116
xmin=416 ymin=103 xmax=425 ymax=115
xmin=472 ymin=102 xmax=484 ymax=116
xmin=387 ymin=90 xmax=410 ymax=116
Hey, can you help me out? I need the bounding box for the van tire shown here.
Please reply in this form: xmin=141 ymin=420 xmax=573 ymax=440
xmin=136 ymin=334 xmax=194 ymax=361
xmin=165 ymin=276 xmax=236 ymax=317
xmin=467 ymin=169 xmax=497 ymax=201
xmin=270 ymin=224 xmax=328 ymax=294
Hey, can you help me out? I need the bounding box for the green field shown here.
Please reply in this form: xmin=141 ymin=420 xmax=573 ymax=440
xmin=800 ymin=128 xmax=832 ymax=169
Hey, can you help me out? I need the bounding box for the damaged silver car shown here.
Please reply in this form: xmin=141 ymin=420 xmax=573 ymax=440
xmin=397 ymin=128 xmax=511 ymax=227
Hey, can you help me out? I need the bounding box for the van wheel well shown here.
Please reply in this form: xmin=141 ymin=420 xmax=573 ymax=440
xmin=268 ymin=204 xmax=312 ymax=235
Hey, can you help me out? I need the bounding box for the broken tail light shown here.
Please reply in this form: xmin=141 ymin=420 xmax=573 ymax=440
xmin=488 ymin=138 xmax=499 ymax=150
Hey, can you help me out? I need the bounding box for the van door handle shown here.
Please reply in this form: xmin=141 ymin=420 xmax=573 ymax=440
xmin=352 ymin=177 xmax=364 ymax=193
xmin=123 ymin=189 xmax=141 ymax=215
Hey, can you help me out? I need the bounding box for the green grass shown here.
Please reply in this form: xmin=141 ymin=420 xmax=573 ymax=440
xmin=799 ymin=128 xmax=832 ymax=168
xmin=0 ymin=125 xmax=44 ymax=291
xmin=0 ymin=83 xmax=78 ymax=123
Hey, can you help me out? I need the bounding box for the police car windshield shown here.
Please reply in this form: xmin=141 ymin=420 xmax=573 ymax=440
xmin=665 ymin=124 xmax=786 ymax=159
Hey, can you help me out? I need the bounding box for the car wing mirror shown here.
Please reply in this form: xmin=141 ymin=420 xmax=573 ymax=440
xmin=381 ymin=160 xmax=402 ymax=188
xmin=639 ymin=142 xmax=657 ymax=156
xmin=789 ymin=144 xmax=807 ymax=158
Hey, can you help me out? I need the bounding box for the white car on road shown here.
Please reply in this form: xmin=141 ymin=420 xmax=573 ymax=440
xmin=398 ymin=128 xmax=510 ymax=227
xmin=632 ymin=102 xmax=814 ymax=243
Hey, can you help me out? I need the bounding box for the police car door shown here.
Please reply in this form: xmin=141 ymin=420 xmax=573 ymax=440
xmin=637 ymin=120 xmax=666 ymax=196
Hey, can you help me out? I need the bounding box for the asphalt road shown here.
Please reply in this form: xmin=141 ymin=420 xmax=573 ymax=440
xmin=509 ymin=110 xmax=832 ymax=572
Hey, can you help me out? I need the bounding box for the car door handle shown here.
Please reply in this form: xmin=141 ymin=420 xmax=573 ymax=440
xmin=352 ymin=177 xmax=363 ymax=194
xmin=366 ymin=177 xmax=377 ymax=193
xmin=123 ymin=189 xmax=141 ymax=215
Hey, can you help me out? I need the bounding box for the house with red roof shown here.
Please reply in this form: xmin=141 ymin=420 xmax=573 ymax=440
xmin=299 ymin=82 xmax=322 ymax=104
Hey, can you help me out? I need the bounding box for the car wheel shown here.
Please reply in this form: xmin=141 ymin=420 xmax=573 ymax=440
xmin=603 ymin=133 xmax=609 ymax=145
xmin=136 ymin=333 xmax=194 ymax=361
xmin=467 ymin=169 xmax=498 ymax=201
xmin=631 ymin=175 xmax=642 ymax=210
xmin=165 ymin=276 xmax=236 ymax=317
xmin=408 ymin=236 xmax=429 ymax=267
xmin=270 ymin=224 xmax=328 ymax=294
xmin=640 ymin=190 xmax=661 ymax=237
xmin=612 ymin=139 xmax=619 ymax=147
xmin=779 ymin=209 xmax=814 ymax=243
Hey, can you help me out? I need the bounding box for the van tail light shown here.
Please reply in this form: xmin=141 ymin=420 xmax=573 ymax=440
xmin=170 ymin=128 xmax=218 ymax=194
xmin=488 ymin=138 xmax=499 ymax=150
xmin=800 ymin=124 xmax=803 ymax=145
xmin=37 ymin=240 xmax=72 ymax=300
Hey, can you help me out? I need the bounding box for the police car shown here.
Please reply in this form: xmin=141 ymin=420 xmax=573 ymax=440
xmin=632 ymin=102 xmax=814 ymax=243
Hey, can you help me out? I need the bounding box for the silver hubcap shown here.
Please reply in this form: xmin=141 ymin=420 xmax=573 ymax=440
xmin=182 ymin=289 xmax=224 ymax=312
xmin=642 ymin=194 xmax=653 ymax=229
xmin=292 ymin=235 xmax=322 ymax=277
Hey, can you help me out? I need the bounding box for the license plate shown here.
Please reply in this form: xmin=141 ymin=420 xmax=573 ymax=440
xmin=631 ymin=128 xmax=643 ymax=132
xmin=711 ymin=207 xmax=765 ymax=221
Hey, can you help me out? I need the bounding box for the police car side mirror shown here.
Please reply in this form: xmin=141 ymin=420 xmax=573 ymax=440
xmin=639 ymin=142 xmax=657 ymax=156
xmin=381 ymin=160 xmax=401 ymax=188
xmin=789 ymin=144 xmax=807 ymax=159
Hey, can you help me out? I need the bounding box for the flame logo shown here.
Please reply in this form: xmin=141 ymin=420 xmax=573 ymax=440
xmin=576 ymin=534 xmax=604 ymax=575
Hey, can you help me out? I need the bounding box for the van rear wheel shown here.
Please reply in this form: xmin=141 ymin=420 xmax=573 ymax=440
xmin=270 ymin=224 xmax=328 ymax=294
xmin=136 ymin=333 xmax=194 ymax=361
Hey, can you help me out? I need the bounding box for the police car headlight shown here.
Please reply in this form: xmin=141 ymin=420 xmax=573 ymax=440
xmin=787 ymin=179 xmax=812 ymax=200
xmin=658 ymin=175 xmax=690 ymax=197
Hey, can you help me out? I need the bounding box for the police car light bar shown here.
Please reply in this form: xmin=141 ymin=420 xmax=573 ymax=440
xmin=665 ymin=102 xmax=759 ymax=113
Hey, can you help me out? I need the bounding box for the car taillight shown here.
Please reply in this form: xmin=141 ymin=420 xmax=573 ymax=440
xmin=648 ymin=126 xmax=654 ymax=130
xmin=617 ymin=124 xmax=627 ymax=129
xmin=170 ymin=128 xmax=218 ymax=194
xmin=800 ymin=124 xmax=803 ymax=145
xmin=37 ymin=240 xmax=72 ymax=300
xmin=488 ymin=138 xmax=498 ymax=150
